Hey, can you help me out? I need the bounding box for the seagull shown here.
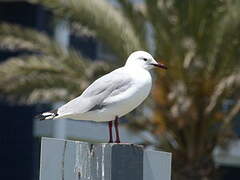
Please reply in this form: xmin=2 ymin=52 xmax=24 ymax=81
xmin=37 ymin=51 xmax=167 ymax=143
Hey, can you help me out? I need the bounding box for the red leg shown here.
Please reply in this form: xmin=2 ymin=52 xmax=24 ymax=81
xmin=114 ymin=116 xmax=120 ymax=143
xmin=108 ymin=121 xmax=113 ymax=143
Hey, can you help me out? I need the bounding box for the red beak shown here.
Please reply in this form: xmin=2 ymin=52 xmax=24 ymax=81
xmin=151 ymin=63 xmax=168 ymax=70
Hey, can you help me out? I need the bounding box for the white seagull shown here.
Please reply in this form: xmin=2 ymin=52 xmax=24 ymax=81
xmin=37 ymin=51 xmax=167 ymax=143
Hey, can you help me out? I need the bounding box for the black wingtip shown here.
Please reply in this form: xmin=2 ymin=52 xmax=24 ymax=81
xmin=35 ymin=109 xmax=58 ymax=121
xmin=35 ymin=114 xmax=48 ymax=121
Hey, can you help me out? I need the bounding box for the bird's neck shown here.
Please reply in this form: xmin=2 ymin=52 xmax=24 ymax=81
xmin=124 ymin=65 xmax=152 ymax=79
xmin=125 ymin=63 xmax=146 ymax=71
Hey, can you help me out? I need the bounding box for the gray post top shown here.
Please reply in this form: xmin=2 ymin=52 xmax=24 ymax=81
xmin=41 ymin=136 xmax=144 ymax=147
xmin=40 ymin=137 xmax=171 ymax=180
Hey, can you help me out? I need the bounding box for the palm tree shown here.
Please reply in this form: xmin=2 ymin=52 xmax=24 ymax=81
xmin=0 ymin=22 xmax=109 ymax=103
xmin=0 ymin=0 xmax=240 ymax=179
xmin=0 ymin=0 xmax=142 ymax=103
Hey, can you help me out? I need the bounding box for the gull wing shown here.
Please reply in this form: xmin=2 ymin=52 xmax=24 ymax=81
xmin=58 ymin=67 xmax=132 ymax=116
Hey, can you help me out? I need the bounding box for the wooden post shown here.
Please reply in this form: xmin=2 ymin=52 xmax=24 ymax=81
xmin=40 ymin=137 xmax=171 ymax=180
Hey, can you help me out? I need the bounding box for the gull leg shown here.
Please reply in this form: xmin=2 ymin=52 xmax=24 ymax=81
xmin=114 ymin=116 xmax=120 ymax=143
xmin=108 ymin=121 xmax=113 ymax=143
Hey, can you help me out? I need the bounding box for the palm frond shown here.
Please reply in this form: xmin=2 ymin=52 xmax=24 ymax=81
xmin=207 ymin=0 xmax=240 ymax=76
xmin=0 ymin=20 xmax=111 ymax=105
xmin=30 ymin=0 xmax=142 ymax=60
xmin=117 ymin=0 xmax=147 ymax=46
xmin=0 ymin=54 xmax=109 ymax=104
xmin=0 ymin=23 xmax=60 ymax=55
xmin=223 ymin=99 xmax=240 ymax=127
xmin=205 ymin=71 xmax=240 ymax=114
xmin=70 ymin=23 xmax=96 ymax=38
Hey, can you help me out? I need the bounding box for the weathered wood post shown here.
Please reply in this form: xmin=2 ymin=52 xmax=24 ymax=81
xmin=40 ymin=137 xmax=171 ymax=180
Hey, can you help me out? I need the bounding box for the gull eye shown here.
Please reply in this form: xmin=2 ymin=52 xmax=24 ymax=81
xmin=142 ymin=58 xmax=148 ymax=61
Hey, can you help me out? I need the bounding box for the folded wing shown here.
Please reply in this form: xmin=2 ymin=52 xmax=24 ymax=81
xmin=57 ymin=68 xmax=132 ymax=117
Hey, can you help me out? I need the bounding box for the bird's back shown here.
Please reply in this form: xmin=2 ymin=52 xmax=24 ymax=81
xmin=57 ymin=67 xmax=152 ymax=121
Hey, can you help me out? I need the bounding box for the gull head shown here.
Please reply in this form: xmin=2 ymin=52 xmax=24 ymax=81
xmin=125 ymin=51 xmax=167 ymax=70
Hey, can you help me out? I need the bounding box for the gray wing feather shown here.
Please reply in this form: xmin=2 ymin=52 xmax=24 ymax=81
xmin=58 ymin=68 xmax=132 ymax=116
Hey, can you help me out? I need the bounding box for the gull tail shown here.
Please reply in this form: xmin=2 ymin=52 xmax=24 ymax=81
xmin=35 ymin=109 xmax=58 ymax=121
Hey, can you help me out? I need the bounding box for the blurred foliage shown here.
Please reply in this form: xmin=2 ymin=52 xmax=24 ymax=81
xmin=126 ymin=0 xmax=240 ymax=179
xmin=0 ymin=0 xmax=240 ymax=179
xmin=0 ymin=23 xmax=109 ymax=104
